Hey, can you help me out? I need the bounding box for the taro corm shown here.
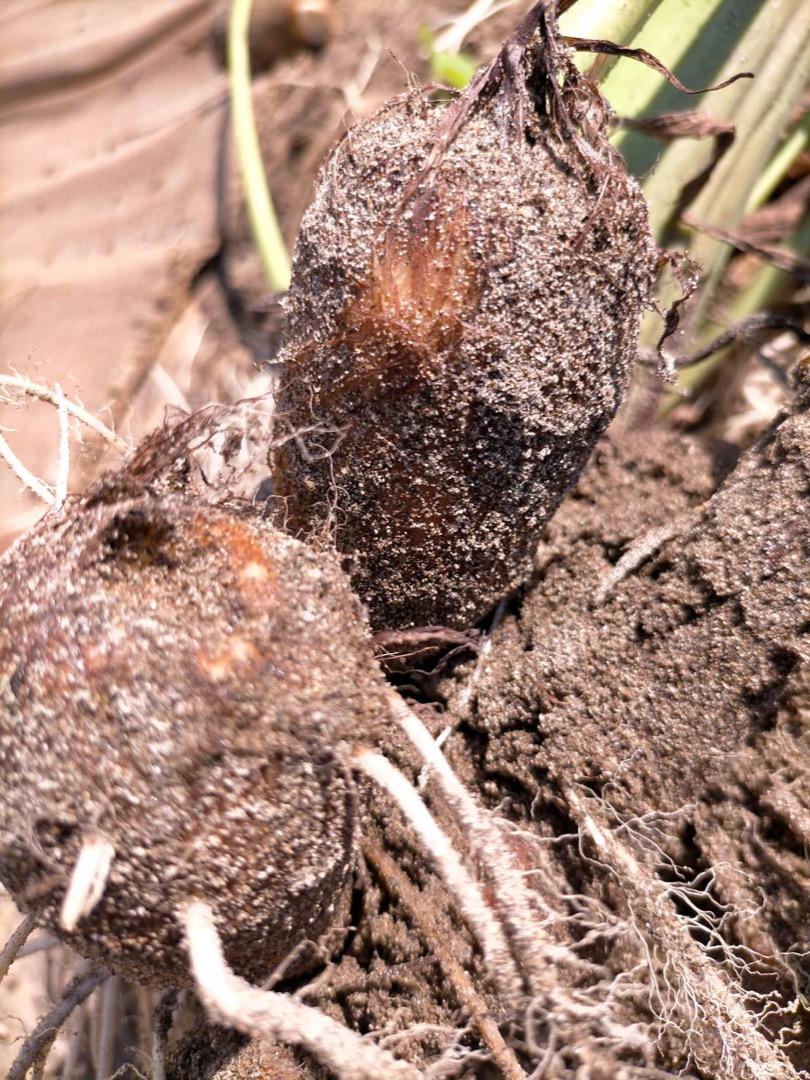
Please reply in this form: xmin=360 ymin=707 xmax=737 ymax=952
xmin=272 ymin=0 xmax=660 ymax=631
xmin=0 ymin=475 xmax=386 ymax=988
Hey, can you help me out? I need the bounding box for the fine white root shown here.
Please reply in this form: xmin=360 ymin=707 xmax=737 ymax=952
xmin=54 ymin=382 xmax=70 ymax=510
xmin=0 ymin=374 xmax=127 ymax=451
xmin=0 ymin=372 xmax=127 ymax=515
xmin=7 ymin=964 xmax=108 ymax=1080
xmin=0 ymin=431 xmax=55 ymax=506
xmin=454 ymin=606 xmax=501 ymax=715
xmin=389 ymin=693 xmax=558 ymax=992
xmin=0 ymin=911 xmax=37 ymax=983
xmin=566 ymin=788 xmax=798 ymax=1080
xmin=181 ymin=900 xmax=422 ymax=1080
xmin=353 ymin=747 xmax=522 ymax=1002
xmin=60 ymin=835 xmax=115 ymax=932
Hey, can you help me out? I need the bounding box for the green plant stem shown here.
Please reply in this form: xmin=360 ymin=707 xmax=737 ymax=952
xmin=633 ymin=0 xmax=781 ymax=237
xmin=228 ymin=0 xmax=292 ymax=292
xmin=600 ymin=0 xmax=743 ymax=174
xmin=746 ymin=111 xmax=810 ymax=213
xmin=684 ymin=1 xmax=810 ymax=330
xmin=560 ymin=0 xmax=664 ymax=75
xmin=630 ymin=0 xmax=810 ymax=364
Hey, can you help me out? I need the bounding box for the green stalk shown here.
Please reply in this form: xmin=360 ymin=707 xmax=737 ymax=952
xmin=746 ymin=111 xmax=810 ymax=213
xmin=559 ymin=0 xmax=662 ymax=40
xmin=560 ymin=0 xmax=664 ymax=74
xmin=228 ymin=0 xmax=292 ymax=292
xmin=641 ymin=0 xmax=810 ymax=243
xmin=600 ymin=0 xmax=758 ymax=181
xmin=618 ymin=0 xmax=810 ymax=368
xmin=683 ymin=1 xmax=810 ymax=329
xmin=560 ymin=0 xmax=810 ymax=409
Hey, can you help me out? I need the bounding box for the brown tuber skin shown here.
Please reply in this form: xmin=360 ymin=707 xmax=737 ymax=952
xmin=272 ymin=4 xmax=660 ymax=630
xmin=0 ymin=474 xmax=387 ymax=987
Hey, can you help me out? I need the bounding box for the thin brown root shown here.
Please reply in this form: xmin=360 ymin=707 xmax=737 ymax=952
xmin=618 ymin=109 xmax=736 ymax=142
xmin=0 ymin=911 xmax=37 ymax=983
xmin=682 ymin=216 xmax=810 ymax=281
xmin=7 ymin=964 xmax=108 ymax=1080
xmin=654 ymin=250 xmax=702 ymax=380
xmin=364 ymin=840 xmax=527 ymax=1080
xmin=60 ymin=835 xmax=115 ymax=932
xmin=674 ymin=313 xmax=810 ymax=369
xmin=181 ymin=900 xmax=422 ymax=1080
xmin=353 ymin=747 xmax=522 ymax=1002
xmin=95 ymin=974 xmax=120 ymax=1080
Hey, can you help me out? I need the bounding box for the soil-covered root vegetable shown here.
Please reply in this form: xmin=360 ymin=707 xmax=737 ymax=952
xmin=0 ymin=483 xmax=387 ymax=988
xmin=272 ymin=0 xmax=660 ymax=630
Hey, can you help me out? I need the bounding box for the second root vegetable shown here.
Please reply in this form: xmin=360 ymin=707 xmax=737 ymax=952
xmin=272 ymin=1 xmax=660 ymax=630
